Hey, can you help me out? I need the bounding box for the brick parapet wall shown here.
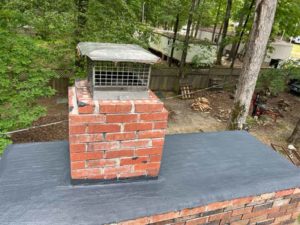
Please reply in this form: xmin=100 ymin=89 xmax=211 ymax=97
xmin=68 ymin=80 xmax=168 ymax=181
xmin=113 ymin=188 xmax=300 ymax=225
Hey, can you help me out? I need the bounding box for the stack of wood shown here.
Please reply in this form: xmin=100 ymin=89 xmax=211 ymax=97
xmin=277 ymin=99 xmax=290 ymax=111
xmin=191 ymin=97 xmax=212 ymax=112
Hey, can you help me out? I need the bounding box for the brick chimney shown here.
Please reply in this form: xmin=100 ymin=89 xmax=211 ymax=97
xmin=68 ymin=43 xmax=168 ymax=183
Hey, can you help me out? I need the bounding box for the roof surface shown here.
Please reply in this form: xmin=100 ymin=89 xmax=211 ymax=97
xmin=1 ymin=131 xmax=300 ymax=225
xmin=77 ymin=42 xmax=160 ymax=64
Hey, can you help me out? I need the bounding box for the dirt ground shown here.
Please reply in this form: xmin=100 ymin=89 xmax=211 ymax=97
xmin=11 ymin=91 xmax=300 ymax=152
xmin=164 ymin=90 xmax=300 ymax=148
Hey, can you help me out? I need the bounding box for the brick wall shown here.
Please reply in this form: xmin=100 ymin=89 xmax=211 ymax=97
xmin=113 ymin=188 xmax=300 ymax=225
xmin=68 ymin=80 xmax=168 ymax=181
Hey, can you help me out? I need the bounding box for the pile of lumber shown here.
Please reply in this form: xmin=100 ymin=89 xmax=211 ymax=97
xmin=191 ymin=97 xmax=212 ymax=112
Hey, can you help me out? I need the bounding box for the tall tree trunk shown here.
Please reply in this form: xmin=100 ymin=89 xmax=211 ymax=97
xmin=217 ymin=23 xmax=223 ymax=44
xmin=230 ymin=0 xmax=255 ymax=68
xmin=194 ymin=19 xmax=201 ymax=38
xmin=216 ymin=0 xmax=232 ymax=65
xmin=228 ymin=1 xmax=248 ymax=60
xmin=169 ymin=14 xmax=180 ymax=67
xmin=179 ymin=0 xmax=197 ymax=78
xmin=194 ymin=0 xmax=205 ymax=38
xmin=288 ymin=119 xmax=300 ymax=144
xmin=212 ymin=0 xmax=222 ymax=43
xmin=227 ymin=0 xmax=278 ymax=130
xmin=74 ymin=0 xmax=89 ymax=68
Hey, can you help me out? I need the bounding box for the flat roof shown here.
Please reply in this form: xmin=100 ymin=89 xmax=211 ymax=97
xmin=77 ymin=42 xmax=160 ymax=64
xmin=1 ymin=131 xmax=300 ymax=225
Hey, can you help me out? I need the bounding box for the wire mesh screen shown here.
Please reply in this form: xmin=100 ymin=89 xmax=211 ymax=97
xmin=93 ymin=61 xmax=150 ymax=88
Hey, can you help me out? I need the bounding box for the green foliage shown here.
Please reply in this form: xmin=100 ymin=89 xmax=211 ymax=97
xmin=274 ymin=0 xmax=300 ymax=38
xmin=0 ymin=136 xmax=11 ymax=156
xmin=0 ymin=4 xmax=58 ymax=154
xmin=191 ymin=45 xmax=216 ymax=68
xmin=256 ymin=69 xmax=287 ymax=95
xmin=257 ymin=60 xmax=300 ymax=95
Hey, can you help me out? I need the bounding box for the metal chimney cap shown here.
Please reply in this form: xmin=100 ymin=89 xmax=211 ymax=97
xmin=77 ymin=42 xmax=160 ymax=64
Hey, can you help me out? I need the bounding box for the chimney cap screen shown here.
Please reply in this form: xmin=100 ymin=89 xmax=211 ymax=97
xmin=93 ymin=61 xmax=150 ymax=88
xmin=77 ymin=42 xmax=160 ymax=64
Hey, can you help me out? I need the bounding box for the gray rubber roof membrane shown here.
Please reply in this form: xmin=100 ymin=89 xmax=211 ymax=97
xmin=1 ymin=131 xmax=300 ymax=225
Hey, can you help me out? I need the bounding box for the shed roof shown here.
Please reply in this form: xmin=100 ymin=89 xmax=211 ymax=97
xmin=77 ymin=42 xmax=160 ymax=64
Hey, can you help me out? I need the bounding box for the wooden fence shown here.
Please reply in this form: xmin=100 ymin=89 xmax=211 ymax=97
xmin=150 ymin=67 xmax=242 ymax=91
xmin=51 ymin=67 xmax=248 ymax=95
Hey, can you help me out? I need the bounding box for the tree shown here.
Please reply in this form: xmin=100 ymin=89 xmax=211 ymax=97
xmin=230 ymin=0 xmax=255 ymax=68
xmin=216 ymin=0 xmax=232 ymax=65
xmin=227 ymin=0 xmax=278 ymax=130
xmin=179 ymin=0 xmax=198 ymax=78
xmin=211 ymin=0 xmax=223 ymax=43
xmin=169 ymin=14 xmax=179 ymax=67
xmin=0 ymin=9 xmax=57 ymax=153
xmin=74 ymin=0 xmax=89 ymax=69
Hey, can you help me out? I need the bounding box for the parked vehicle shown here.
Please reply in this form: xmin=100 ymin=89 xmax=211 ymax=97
xmin=289 ymin=79 xmax=300 ymax=94
xmin=291 ymin=36 xmax=300 ymax=44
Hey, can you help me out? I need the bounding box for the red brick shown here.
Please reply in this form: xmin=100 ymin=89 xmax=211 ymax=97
xmin=70 ymin=152 xmax=103 ymax=161
xmin=147 ymin=168 xmax=159 ymax=177
xmin=99 ymin=101 xmax=132 ymax=114
xmin=231 ymin=219 xmax=249 ymax=225
xmin=134 ymin=162 xmax=160 ymax=171
xmin=71 ymin=161 xmax=85 ymax=170
xmin=124 ymin=122 xmax=153 ymax=131
xmin=267 ymin=210 xmax=286 ymax=218
xmin=71 ymin=170 xmax=87 ymax=179
xmin=88 ymin=142 xmax=119 ymax=151
xmin=138 ymin=130 xmax=165 ymax=139
xmin=206 ymin=201 xmax=232 ymax=211
xmin=78 ymin=104 xmax=94 ymax=114
xmin=120 ymin=156 xmax=149 ymax=166
xmin=140 ymin=111 xmax=168 ymax=121
xmin=275 ymin=189 xmax=295 ymax=198
xmin=119 ymin=171 xmax=146 ymax=179
xmin=104 ymin=166 xmax=131 ymax=175
xmin=186 ymin=217 xmax=208 ymax=225
xmin=135 ymin=148 xmax=162 ymax=156
xmin=86 ymin=159 xmax=116 ymax=168
xmin=180 ymin=206 xmax=206 ymax=217
xmin=87 ymin=124 xmax=120 ymax=133
xmin=232 ymin=206 xmax=253 ymax=216
xmin=274 ymin=214 xmax=291 ymax=223
xmin=150 ymin=155 xmax=162 ymax=163
xmin=152 ymin=138 xmax=165 ymax=147
xmin=232 ymin=197 xmax=253 ymax=205
xmin=106 ymin=114 xmax=138 ymax=123
xmin=85 ymin=168 xmax=102 ymax=177
xmin=69 ymin=144 xmax=86 ymax=153
xmin=209 ymin=211 xmax=232 ymax=222
xmin=121 ymin=140 xmax=150 ymax=149
xmin=69 ymin=115 xmax=105 ymax=124
xmin=134 ymin=102 xmax=163 ymax=113
xmin=104 ymin=173 xmax=118 ymax=180
xmin=69 ymin=125 xmax=86 ymax=134
xmin=105 ymin=150 xmax=134 ymax=159
xmin=243 ymin=208 xmax=273 ymax=219
xmin=105 ymin=132 xmax=136 ymax=141
xmin=118 ymin=217 xmax=150 ymax=225
xmin=150 ymin=211 xmax=180 ymax=223
xmin=249 ymin=215 xmax=268 ymax=224
xmin=154 ymin=121 xmax=168 ymax=129
xmin=69 ymin=134 xmax=103 ymax=143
